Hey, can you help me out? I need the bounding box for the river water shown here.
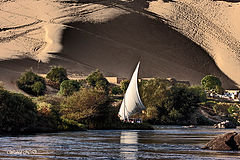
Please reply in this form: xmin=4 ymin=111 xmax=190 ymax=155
xmin=0 ymin=126 xmax=239 ymax=160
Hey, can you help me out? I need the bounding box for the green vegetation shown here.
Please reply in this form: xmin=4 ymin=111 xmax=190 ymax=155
xmin=60 ymin=118 xmax=85 ymax=131
xmin=201 ymin=75 xmax=223 ymax=93
xmin=86 ymin=69 xmax=109 ymax=93
xmin=35 ymin=101 xmax=59 ymax=131
xmin=8 ymin=65 xmax=239 ymax=134
xmin=7 ymin=67 xmax=155 ymax=133
xmin=17 ymin=70 xmax=46 ymax=96
xmin=0 ymin=85 xmax=86 ymax=134
xmin=34 ymin=95 xmax=85 ymax=132
xmin=140 ymin=78 xmax=206 ymax=124
xmin=120 ymin=79 xmax=130 ymax=93
xmin=111 ymin=86 xmax=123 ymax=95
xmin=60 ymin=88 xmax=109 ymax=129
xmin=58 ymin=80 xmax=81 ymax=96
xmin=228 ymin=104 xmax=240 ymax=123
xmin=200 ymin=100 xmax=240 ymax=125
xmin=0 ymin=87 xmax=38 ymax=133
xmin=189 ymin=85 xmax=207 ymax=102
xmin=46 ymin=66 xmax=68 ymax=88
xmin=212 ymin=102 xmax=229 ymax=116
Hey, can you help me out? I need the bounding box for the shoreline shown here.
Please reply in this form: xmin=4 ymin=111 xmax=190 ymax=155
xmin=1 ymin=124 xmax=239 ymax=136
xmin=0 ymin=123 xmax=154 ymax=136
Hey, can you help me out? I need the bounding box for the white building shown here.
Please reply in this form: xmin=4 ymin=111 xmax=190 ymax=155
xmin=225 ymin=89 xmax=240 ymax=101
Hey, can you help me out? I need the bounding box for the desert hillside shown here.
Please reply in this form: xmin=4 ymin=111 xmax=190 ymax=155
xmin=0 ymin=0 xmax=239 ymax=91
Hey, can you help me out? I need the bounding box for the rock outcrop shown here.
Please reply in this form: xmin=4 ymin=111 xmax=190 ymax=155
xmin=202 ymin=132 xmax=240 ymax=150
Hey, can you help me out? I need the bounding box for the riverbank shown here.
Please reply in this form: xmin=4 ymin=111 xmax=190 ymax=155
xmin=0 ymin=123 xmax=153 ymax=136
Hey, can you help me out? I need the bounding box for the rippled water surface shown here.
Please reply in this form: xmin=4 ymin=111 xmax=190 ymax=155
xmin=0 ymin=126 xmax=240 ymax=159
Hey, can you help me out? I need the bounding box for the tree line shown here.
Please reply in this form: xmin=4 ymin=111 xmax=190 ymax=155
xmin=1 ymin=66 xmax=235 ymax=133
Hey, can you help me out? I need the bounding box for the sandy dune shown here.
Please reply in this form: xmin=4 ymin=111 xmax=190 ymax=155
xmin=0 ymin=0 xmax=239 ymax=90
xmin=148 ymin=0 xmax=240 ymax=87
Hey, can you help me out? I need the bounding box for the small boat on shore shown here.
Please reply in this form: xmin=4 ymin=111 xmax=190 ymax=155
xmin=182 ymin=125 xmax=197 ymax=128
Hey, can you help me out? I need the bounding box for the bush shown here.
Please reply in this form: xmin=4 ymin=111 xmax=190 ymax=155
xmin=46 ymin=66 xmax=68 ymax=85
xmin=139 ymin=78 xmax=205 ymax=124
xmin=0 ymin=88 xmax=38 ymax=133
xmin=35 ymin=97 xmax=85 ymax=131
xmin=78 ymin=79 xmax=88 ymax=88
xmin=146 ymin=106 xmax=158 ymax=121
xmin=95 ymin=79 xmax=108 ymax=91
xmin=34 ymin=95 xmax=84 ymax=131
xmin=228 ymin=104 xmax=240 ymax=114
xmin=120 ymin=79 xmax=130 ymax=93
xmin=228 ymin=104 xmax=240 ymax=123
xmin=201 ymin=75 xmax=222 ymax=92
xmin=111 ymin=86 xmax=123 ymax=95
xmin=168 ymin=108 xmax=183 ymax=121
xmin=34 ymin=95 xmax=64 ymax=107
xmin=17 ymin=70 xmax=46 ymax=96
xmin=189 ymin=85 xmax=207 ymax=103
xmin=212 ymin=102 xmax=229 ymax=116
xmin=32 ymin=81 xmax=46 ymax=96
xmin=58 ymin=80 xmax=80 ymax=96
xmin=35 ymin=101 xmax=59 ymax=131
xmin=36 ymin=102 xmax=52 ymax=116
xmin=59 ymin=118 xmax=85 ymax=131
xmin=86 ymin=69 xmax=109 ymax=93
xmin=60 ymin=88 xmax=109 ymax=128
xmin=215 ymin=85 xmax=224 ymax=94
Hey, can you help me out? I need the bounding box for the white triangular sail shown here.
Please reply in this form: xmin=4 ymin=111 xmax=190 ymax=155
xmin=118 ymin=62 xmax=146 ymax=121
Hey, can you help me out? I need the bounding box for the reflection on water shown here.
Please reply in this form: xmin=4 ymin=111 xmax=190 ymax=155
xmin=0 ymin=126 xmax=240 ymax=159
xmin=120 ymin=131 xmax=138 ymax=160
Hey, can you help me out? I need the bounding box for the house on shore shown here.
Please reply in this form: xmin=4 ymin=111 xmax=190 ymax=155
xmin=225 ymin=89 xmax=240 ymax=101
xmin=105 ymin=77 xmax=125 ymax=84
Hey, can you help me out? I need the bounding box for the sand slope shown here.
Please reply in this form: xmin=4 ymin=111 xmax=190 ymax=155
xmin=0 ymin=0 xmax=238 ymax=90
xmin=148 ymin=0 xmax=240 ymax=87
xmin=58 ymin=12 xmax=236 ymax=88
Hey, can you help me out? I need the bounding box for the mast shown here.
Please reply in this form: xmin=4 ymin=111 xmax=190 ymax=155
xmin=123 ymin=95 xmax=126 ymax=121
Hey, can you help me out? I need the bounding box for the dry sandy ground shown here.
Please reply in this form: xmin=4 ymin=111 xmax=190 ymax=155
xmin=0 ymin=0 xmax=239 ymax=91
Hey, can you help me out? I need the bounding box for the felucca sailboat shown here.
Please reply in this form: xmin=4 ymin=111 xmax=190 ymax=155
xmin=118 ymin=62 xmax=146 ymax=122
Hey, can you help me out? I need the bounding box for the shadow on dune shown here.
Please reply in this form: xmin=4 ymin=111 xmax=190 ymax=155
xmin=0 ymin=0 xmax=238 ymax=90
xmin=58 ymin=12 xmax=237 ymax=88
